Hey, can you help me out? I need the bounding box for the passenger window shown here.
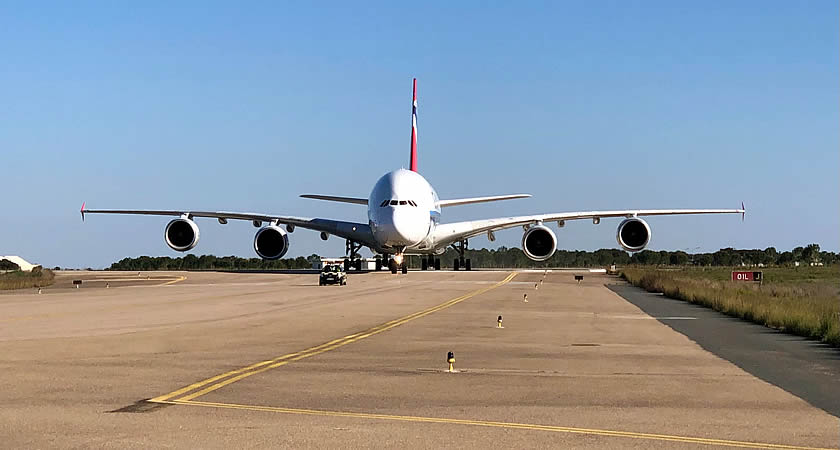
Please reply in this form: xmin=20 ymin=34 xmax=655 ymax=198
xmin=380 ymin=200 xmax=388 ymax=207
xmin=390 ymin=200 xmax=398 ymax=205
xmin=399 ymin=201 xmax=407 ymax=205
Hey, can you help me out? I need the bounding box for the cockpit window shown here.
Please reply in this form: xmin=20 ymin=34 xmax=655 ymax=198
xmin=381 ymin=199 xmax=419 ymax=207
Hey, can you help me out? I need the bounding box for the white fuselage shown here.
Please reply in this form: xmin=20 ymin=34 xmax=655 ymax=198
xmin=368 ymin=169 xmax=440 ymax=253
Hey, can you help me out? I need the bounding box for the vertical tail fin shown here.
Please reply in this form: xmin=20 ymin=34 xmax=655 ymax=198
xmin=409 ymin=78 xmax=418 ymax=172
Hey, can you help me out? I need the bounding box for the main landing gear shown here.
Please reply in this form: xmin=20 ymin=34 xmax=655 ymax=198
xmin=420 ymin=254 xmax=441 ymax=271
xmin=344 ymin=240 xmax=363 ymax=271
xmin=451 ymin=239 xmax=471 ymax=271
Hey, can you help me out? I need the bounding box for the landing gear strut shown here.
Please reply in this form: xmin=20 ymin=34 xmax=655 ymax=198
xmin=421 ymin=254 xmax=440 ymax=271
xmin=345 ymin=240 xmax=363 ymax=271
xmin=451 ymin=239 xmax=471 ymax=271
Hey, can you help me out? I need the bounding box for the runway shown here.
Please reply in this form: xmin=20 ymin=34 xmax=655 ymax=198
xmin=0 ymin=270 xmax=836 ymax=448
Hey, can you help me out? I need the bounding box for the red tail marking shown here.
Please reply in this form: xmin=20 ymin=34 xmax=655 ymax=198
xmin=409 ymin=78 xmax=418 ymax=172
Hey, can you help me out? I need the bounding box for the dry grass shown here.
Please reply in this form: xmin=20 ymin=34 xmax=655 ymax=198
xmin=622 ymin=267 xmax=840 ymax=347
xmin=0 ymin=268 xmax=55 ymax=290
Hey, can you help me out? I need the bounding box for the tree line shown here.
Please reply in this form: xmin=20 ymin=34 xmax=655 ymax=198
xmin=433 ymin=243 xmax=834 ymax=268
xmin=106 ymin=244 xmax=834 ymax=271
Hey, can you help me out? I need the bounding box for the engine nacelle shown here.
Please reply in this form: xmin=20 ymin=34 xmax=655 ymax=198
xmin=165 ymin=218 xmax=200 ymax=252
xmin=254 ymin=225 xmax=289 ymax=260
xmin=616 ymin=218 xmax=651 ymax=252
xmin=521 ymin=224 xmax=557 ymax=261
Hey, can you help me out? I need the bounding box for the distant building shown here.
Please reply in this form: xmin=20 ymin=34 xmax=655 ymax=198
xmin=0 ymin=256 xmax=41 ymax=272
xmin=313 ymin=257 xmax=378 ymax=270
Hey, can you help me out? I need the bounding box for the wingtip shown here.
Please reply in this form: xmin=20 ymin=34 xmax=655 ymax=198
xmin=741 ymin=202 xmax=745 ymax=221
xmin=80 ymin=202 xmax=86 ymax=222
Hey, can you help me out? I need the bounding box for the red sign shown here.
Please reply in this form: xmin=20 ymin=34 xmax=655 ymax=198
xmin=732 ymin=271 xmax=762 ymax=282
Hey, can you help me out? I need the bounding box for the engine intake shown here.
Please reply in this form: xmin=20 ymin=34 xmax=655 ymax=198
xmin=254 ymin=225 xmax=289 ymax=260
xmin=616 ymin=218 xmax=651 ymax=252
xmin=165 ymin=218 xmax=200 ymax=252
xmin=522 ymin=224 xmax=557 ymax=261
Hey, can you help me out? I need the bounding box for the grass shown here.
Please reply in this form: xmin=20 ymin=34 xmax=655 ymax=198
xmin=0 ymin=268 xmax=55 ymax=290
xmin=621 ymin=266 xmax=840 ymax=347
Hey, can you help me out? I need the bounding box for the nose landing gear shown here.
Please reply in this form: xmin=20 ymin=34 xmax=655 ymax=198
xmin=388 ymin=252 xmax=408 ymax=274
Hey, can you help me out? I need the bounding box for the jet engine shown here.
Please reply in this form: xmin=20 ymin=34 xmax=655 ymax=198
xmin=616 ymin=218 xmax=651 ymax=252
xmin=165 ymin=218 xmax=200 ymax=252
xmin=254 ymin=225 xmax=289 ymax=260
xmin=521 ymin=224 xmax=557 ymax=261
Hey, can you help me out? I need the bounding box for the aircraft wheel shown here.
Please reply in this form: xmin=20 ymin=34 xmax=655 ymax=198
xmin=389 ymin=260 xmax=398 ymax=274
xmin=465 ymin=259 xmax=472 ymax=271
xmin=434 ymin=258 xmax=441 ymax=270
xmin=453 ymin=259 xmax=460 ymax=271
xmin=401 ymin=263 xmax=408 ymax=274
xmin=421 ymin=259 xmax=428 ymax=270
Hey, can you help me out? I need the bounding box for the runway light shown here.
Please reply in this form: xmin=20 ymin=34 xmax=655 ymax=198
xmin=497 ymin=315 xmax=503 ymax=328
xmin=37 ymin=288 xmax=41 ymax=294
xmin=523 ymin=293 xmax=528 ymax=303
xmin=534 ymin=283 xmax=539 ymax=290
xmin=447 ymin=351 xmax=456 ymax=373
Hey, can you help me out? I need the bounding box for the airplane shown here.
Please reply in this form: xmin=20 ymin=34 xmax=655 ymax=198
xmin=81 ymin=78 xmax=745 ymax=274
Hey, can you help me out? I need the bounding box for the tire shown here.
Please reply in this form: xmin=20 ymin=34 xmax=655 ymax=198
xmin=401 ymin=263 xmax=407 ymax=274
xmin=389 ymin=259 xmax=398 ymax=274
xmin=375 ymin=258 xmax=382 ymax=271
xmin=421 ymin=259 xmax=428 ymax=271
xmin=343 ymin=260 xmax=350 ymax=272
xmin=434 ymin=258 xmax=441 ymax=270
xmin=454 ymin=259 xmax=460 ymax=271
xmin=465 ymin=259 xmax=472 ymax=271
xmin=354 ymin=260 xmax=361 ymax=271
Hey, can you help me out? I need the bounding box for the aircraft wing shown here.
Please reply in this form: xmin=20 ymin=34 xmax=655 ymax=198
xmin=430 ymin=207 xmax=745 ymax=248
xmin=80 ymin=206 xmax=377 ymax=248
xmin=438 ymin=194 xmax=531 ymax=207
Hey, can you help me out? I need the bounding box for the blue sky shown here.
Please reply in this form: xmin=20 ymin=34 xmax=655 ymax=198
xmin=2 ymin=1 xmax=837 ymax=268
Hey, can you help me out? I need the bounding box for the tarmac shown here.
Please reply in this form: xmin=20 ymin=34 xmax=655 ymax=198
xmin=0 ymin=270 xmax=837 ymax=448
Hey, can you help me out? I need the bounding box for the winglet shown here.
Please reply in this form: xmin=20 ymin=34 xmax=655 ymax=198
xmin=741 ymin=202 xmax=745 ymax=222
xmin=80 ymin=202 xmax=86 ymax=222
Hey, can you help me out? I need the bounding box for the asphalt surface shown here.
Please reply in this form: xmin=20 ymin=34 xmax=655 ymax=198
xmin=0 ymin=270 xmax=836 ymax=448
xmin=609 ymin=284 xmax=840 ymax=418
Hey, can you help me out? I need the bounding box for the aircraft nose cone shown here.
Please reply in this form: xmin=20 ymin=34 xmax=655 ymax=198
xmin=388 ymin=209 xmax=425 ymax=246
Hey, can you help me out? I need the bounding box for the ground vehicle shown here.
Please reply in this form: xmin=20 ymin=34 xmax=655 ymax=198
xmin=319 ymin=264 xmax=347 ymax=286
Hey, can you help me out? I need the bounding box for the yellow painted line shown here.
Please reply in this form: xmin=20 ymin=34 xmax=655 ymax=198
xmin=149 ymin=272 xmax=517 ymax=403
xmin=161 ymin=276 xmax=186 ymax=286
xmin=159 ymin=399 xmax=831 ymax=450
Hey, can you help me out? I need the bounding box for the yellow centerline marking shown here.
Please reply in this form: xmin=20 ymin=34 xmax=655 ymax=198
xmin=149 ymin=272 xmax=517 ymax=403
xmin=157 ymin=399 xmax=830 ymax=450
